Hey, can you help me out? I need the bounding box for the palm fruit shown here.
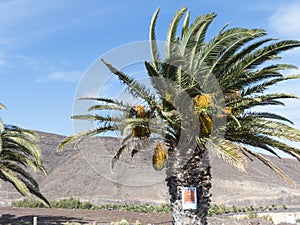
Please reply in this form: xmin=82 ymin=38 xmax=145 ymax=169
xmin=132 ymin=126 xmax=150 ymax=138
xmin=193 ymin=94 xmax=213 ymax=135
xmin=165 ymin=92 xmax=171 ymax=102
xmin=200 ymin=114 xmax=212 ymax=135
xmin=225 ymin=106 xmax=232 ymax=114
xmin=193 ymin=93 xmax=213 ymax=113
xmin=131 ymin=105 xmax=151 ymax=138
xmin=152 ymin=142 xmax=168 ymax=171
xmin=134 ymin=105 xmax=149 ymax=118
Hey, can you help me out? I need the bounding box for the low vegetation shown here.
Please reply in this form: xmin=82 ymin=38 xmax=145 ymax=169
xmin=12 ymin=198 xmax=171 ymax=213
xmin=12 ymin=198 xmax=287 ymax=216
xmin=208 ymin=203 xmax=285 ymax=216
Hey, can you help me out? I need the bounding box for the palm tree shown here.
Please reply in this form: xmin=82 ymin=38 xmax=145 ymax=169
xmin=0 ymin=103 xmax=50 ymax=206
xmin=58 ymin=8 xmax=300 ymax=224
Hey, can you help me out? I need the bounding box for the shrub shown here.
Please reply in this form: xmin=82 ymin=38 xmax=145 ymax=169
xmin=231 ymin=205 xmax=238 ymax=213
xmin=247 ymin=211 xmax=258 ymax=219
xmin=12 ymin=198 xmax=171 ymax=213
xmin=12 ymin=199 xmax=47 ymax=208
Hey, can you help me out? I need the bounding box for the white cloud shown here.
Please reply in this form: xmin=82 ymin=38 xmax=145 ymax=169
xmin=269 ymin=2 xmax=300 ymax=38
xmin=36 ymin=71 xmax=82 ymax=83
xmin=0 ymin=57 xmax=5 ymax=65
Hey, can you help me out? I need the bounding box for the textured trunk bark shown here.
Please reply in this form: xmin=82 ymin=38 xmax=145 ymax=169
xmin=166 ymin=144 xmax=211 ymax=225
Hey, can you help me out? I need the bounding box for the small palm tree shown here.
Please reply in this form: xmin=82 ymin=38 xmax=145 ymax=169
xmin=59 ymin=8 xmax=300 ymax=224
xmin=0 ymin=103 xmax=49 ymax=206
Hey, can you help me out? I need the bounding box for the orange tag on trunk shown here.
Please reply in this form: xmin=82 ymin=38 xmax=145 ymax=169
xmin=181 ymin=187 xmax=197 ymax=210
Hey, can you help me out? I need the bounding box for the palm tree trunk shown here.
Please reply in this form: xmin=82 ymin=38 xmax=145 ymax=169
xmin=166 ymin=144 xmax=211 ymax=225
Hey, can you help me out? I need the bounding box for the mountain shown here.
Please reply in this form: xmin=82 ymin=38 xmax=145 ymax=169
xmin=0 ymin=130 xmax=299 ymax=208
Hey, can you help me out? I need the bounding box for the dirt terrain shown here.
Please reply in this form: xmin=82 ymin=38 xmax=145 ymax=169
xmin=0 ymin=207 xmax=171 ymax=224
xmin=0 ymin=207 xmax=278 ymax=225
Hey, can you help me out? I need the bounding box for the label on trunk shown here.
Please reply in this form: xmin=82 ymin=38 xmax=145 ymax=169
xmin=181 ymin=187 xmax=197 ymax=210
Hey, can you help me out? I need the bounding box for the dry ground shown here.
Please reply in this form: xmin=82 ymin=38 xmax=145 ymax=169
xmin=0 ymin=207 xmax=288 ymax=225
xmin=0 ymin=207 xmax=172 ymax=225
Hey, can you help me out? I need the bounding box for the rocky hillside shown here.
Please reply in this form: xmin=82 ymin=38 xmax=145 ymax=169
xmin=0 ymin=130 xmax=300 ymax=208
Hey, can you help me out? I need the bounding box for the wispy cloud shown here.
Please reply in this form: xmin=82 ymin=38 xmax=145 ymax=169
xmin=36 ymin=71 xmax=82 ymax=83
xmin=268 ymin=2 xmax=300 ymax=38
xmin=0 ymin=0 xmax=121 ymax=48
xmin=0 ymin=0 xmax=52 ymax=46
xmin=0 ymin=57 xmax=5 ymax=65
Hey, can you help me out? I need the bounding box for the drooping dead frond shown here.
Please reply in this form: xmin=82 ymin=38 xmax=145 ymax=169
xmin=152 ymin=142 xmax=168 ymax=171
xmin=111 ymin=144 xmax=127 ymax=169
xmin=242 ymin=147 xmax=296 ymax=187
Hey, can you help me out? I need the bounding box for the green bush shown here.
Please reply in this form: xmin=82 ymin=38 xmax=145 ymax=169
xmin=12 ymin=198 xmax=284 ymax=217
xmin=12 ymin=198 xmax=171 ymax=213
xmin=12 ymin=198 xmax=47 ymax=208
xmin=247 ymin=211 xmax=258 ymax=219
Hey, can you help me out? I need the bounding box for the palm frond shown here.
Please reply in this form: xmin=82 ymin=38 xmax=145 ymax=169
xmin=101 ymin=59 xmax=157 ymax=107
xmin=241 ymin=74 xmax=300 ymax=96
xmin=229 ymin=93 xmax=298 ymax=114
xmin=166 ymin=7 xmax=187 ymax=58
xmin=251 ymin=119 xmax=300 ymax=141
xmin=209 ymin=138 xmax=247 ymax=172
xmin=206 ymin=29 xmax=266 ymax=81
xmin=0 ymin=103 xmax=6 ymax=110
xmin=2 ymin=128 xmax=42 ymax=168
xmin=145 ymin=61 xmax=166 ymax=101
xmin=226 ymin=126 xmax=300 ymax=161
xmin=181 ymin=13 xmax=216 ymax=55
xmin=71 ymin=114 xmax=122 ymax=123
xmin=19 ymin=177 xmax=51 ymax=207
xmin=87 ymin=104 xmax=128 ymax=112
xmin=111 ymin=144 xmax=127 ymax=168
xmin=0 ymin=166 xmax=30 ymax=196
xmin=78 ymin=97 xmax=117 ymax=104
xmin=238 ymin=40 xmax=300 ymax=73
xmin=0 ymin=124 xmax=48 ymax=205
xmin=181 ymin=11 xmax=190 ymax=39
xmin=150 ymin=8 xmax=161 ymax=71
xmin=57 ymin=126 xmax=117 ymax=152
xmin=222 ymin=38 xmax=276 ymax=76
xmin=242 ymin=112 xmax=293 ymax=124
xmin=1 ymin=161 xmax=39 ymax=187
xmin=180 ymin=13 xmax=216 ymax=86
xmin=3 ymin=136 xmax=41 ymax=160
xmin=0 ymin=149 xmax=37 ymax=171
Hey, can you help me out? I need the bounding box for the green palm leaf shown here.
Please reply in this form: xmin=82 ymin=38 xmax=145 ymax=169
xmin=166 ymin=7 xmax=187 ymax=58
xmin=0 ymin=124 xmax=49 ymax=206
xmin=209 ymin=138 xmax=247 ymax=172
xmin=150 ymin=8 xmax=161 ymax=71
xmin=57 ymin=126 xmax=117 ymax=151
xmin=101 ymin=59 xmax=157 ymax=107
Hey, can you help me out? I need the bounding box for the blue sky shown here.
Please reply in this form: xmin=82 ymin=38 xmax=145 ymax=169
xmin=1 ymin=0 xmax=300 ymax=137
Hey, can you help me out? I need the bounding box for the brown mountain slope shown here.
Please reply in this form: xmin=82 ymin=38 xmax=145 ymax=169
xmin=0 ymin=130 xmax=299 ymax=208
